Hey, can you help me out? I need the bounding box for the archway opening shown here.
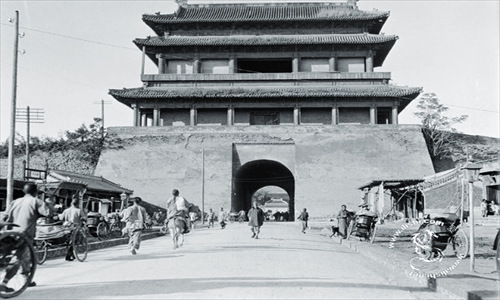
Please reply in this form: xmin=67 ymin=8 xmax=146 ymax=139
xmin=252 ymin=186 xmax=291 ymax=222
xmin=232 ymin=159 xmax=295 ymax=220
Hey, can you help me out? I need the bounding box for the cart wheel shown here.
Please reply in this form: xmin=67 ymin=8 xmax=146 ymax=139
xmin=96 ymin=222 xmax=109 ymax=239
xmin=160 ymin=224 xmax=168 ymax=235
xmin=0 ymin=231 xmax=37 ymax=299
xmin=346 ymin=221 xmax=355 ymax=240
xmin=451 ymin=228 xmax=468 ymax=259
xmin=369 ymin=224 xmax=377 ymax=244
xmin=72 ymin=229 xmax=88 ymax=262
xmin=35 ymin=240 xmax=48 ymax=265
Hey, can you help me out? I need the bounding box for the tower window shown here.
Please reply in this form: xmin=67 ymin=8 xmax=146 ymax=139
xmin=238 ymin=59 xmax=292 ymax=73
xmin=250 ymin=112 xmax=280 ymax=125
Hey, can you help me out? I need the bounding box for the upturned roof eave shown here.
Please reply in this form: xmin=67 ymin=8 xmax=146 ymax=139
xmin=109 ymin=86 xmax=422 ymax=107
xmin=133 ymin=33 xmax=398 ymax=47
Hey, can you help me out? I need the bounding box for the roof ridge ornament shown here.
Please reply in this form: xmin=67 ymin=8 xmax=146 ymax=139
xmin=175 ymin=0 xmax=188 ymax=8
xmin=347 ymin=0 xmax=359 ymax=8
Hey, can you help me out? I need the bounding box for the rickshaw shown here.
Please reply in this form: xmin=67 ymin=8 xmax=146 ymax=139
xmin=86 ymin=197 xmax=124 ymax=239
xmin=346 ymin=213 xmax=378 ymax=243
xmin=86 ymin=197 xmax=112 ymax=239
xmin=34 ymin=219 xmax=88 ymax=265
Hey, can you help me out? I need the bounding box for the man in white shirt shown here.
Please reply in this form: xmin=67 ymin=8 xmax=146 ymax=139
xmin=60 ymin=195 xmax=83 ymax=261
xmin=166 ymin=189 xmax=192 ymax=233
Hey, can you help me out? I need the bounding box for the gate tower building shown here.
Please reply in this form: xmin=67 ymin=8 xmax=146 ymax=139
xmin=103 ymin=0 xmax=434 ymax=219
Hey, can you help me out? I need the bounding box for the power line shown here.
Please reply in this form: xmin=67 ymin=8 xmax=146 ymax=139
xmin=441 ymin=103 xmax=499 ymax=114
xmin=0 ymin=22 xmax=135 ymax=51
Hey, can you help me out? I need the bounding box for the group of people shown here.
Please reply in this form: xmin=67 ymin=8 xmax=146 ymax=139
xmin=272 ymin=211 xmax=290 ymax=222
xmin=0 ymin=183 xmax=82 ymax=291
xmin=481 ymin=199 xmax=499 ymax=218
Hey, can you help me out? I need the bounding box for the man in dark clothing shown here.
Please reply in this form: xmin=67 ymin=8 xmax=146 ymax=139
xmin=297 ymin=208 xmax=309 ymax=233
xmin=247 ymin=202 xmax=264 ymax=239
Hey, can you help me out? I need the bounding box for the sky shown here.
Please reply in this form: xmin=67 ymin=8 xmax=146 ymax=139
xmin=1 ymin=0 xmax=499 ymax=142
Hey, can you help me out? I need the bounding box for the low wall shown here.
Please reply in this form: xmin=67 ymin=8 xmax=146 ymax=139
xmin=95 ymin=125 xmax=434 ymax=219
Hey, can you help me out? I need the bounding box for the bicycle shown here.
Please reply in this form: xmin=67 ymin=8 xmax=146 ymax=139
xmin=0 ymin=222 xmax=37 ymax=298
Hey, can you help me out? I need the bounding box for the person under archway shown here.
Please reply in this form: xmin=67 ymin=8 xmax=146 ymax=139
xmin=247 ymin=202 xmax=264 ymax=239
xmin=297 ymin=208 xmax=309 ymax=233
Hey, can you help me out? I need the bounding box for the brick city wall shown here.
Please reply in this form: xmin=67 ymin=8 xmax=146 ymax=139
xmin=95 ymin=125 xmax=434 ymax=219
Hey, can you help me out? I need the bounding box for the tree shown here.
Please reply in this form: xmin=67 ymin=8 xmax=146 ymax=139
xmin=414 ymin=93 xmax=468 ymax=159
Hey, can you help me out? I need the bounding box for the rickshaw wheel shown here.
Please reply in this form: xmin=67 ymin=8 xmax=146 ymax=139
xmin=0 ymin=231 xmax=37 ymax=299
xmin=96 ymin=222 xmax=109 ymax=240
xmin=451 ymin=229 xmax=468 ymax=259
xmin=35 ymin=240 xmax=48 ymax=265
xmin=72 ymin=229 xmax=88 ymax=262
xmin=369 ymin=224 xmax=377 ymax=244
xmin=346 ymin=221 xmax=355 ymax=240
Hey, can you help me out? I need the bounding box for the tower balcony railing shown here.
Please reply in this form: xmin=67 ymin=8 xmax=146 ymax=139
xmin=141 ymin=72 xmax=391 ymax=84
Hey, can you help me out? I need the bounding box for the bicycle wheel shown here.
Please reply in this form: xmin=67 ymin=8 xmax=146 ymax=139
xmin=451 ymin=229 xmax=469 ymax=259
xmin=369 ymin=224 xmax=377 ymax=244
xmin=96 ymin=222 xmax=109 ymax=240
xmin=72 ymin=229 xmax=88 ymax=262
xmin=35 ymin=240 xmax=48 ymax=265
xmin=0 ymin=232 xmax=37 ymax=299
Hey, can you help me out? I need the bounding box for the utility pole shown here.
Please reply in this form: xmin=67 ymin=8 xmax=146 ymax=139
xmin=16 ymin=107 xmax=44 ymax=172
xmin=93 ymin=100 xmax=111 ymax=139
xmin=101 ymin=100 xmax=105 ymax=139
xmin=201 ymin=149 xmax=205 ymax=225
xmin=6 ymin=11 xmax=20 ymax=209
xmin=460 ymin=174 xmax=465 ymax=224
xmin=468 ymin=179 xmax=475 ymax=271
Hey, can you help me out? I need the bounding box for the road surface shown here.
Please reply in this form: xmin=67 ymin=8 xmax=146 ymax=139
xmin=18 ymin=222 xmax=451 ymax=299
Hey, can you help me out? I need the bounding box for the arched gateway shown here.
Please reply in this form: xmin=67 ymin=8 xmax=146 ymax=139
xmin=232 ymin=160 xmax=295 ymax=220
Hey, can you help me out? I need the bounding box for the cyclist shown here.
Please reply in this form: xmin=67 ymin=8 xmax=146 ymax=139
xmin=0 ymin=182 xmax=54 ymax=292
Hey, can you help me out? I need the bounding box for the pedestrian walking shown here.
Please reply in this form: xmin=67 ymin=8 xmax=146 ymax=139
xmin=297 ymin=208 xmax=309 ymax=233
xmin=60 ymin=195 xmax=84 ymax=261
xmin=218 ymin=207 xmax=227 ymax=229
xmin=121 ymin=197 xmax=148 ymax=255
xmin=207 ymin=208 xmax=215 ymax=228
xmin=167 ymin=189 xmax=192 ymax=233
xmin=247 ymin=202 xmax=264 ymax=239
xmin=0 ymin=183 xmax=54 ymax=291
xmin=336 ymin=205 xmax=348 ymax=239
xmin=481 ymin=199 xmax=488 ymax=218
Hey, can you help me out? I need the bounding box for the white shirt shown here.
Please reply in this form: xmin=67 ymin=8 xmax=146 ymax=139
xmin=175 ymin=196 xmax=188 ymax=211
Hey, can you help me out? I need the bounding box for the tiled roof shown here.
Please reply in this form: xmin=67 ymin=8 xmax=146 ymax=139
xmin=109 ymin=85 xmax=422 ymax=100
xmin=134 ymin=34 xmax=397 ymax=47
xmin=49 ymin=170 xmax=133 ymax=194
xmin=143 ymin=3 xmax=389 ymax=23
